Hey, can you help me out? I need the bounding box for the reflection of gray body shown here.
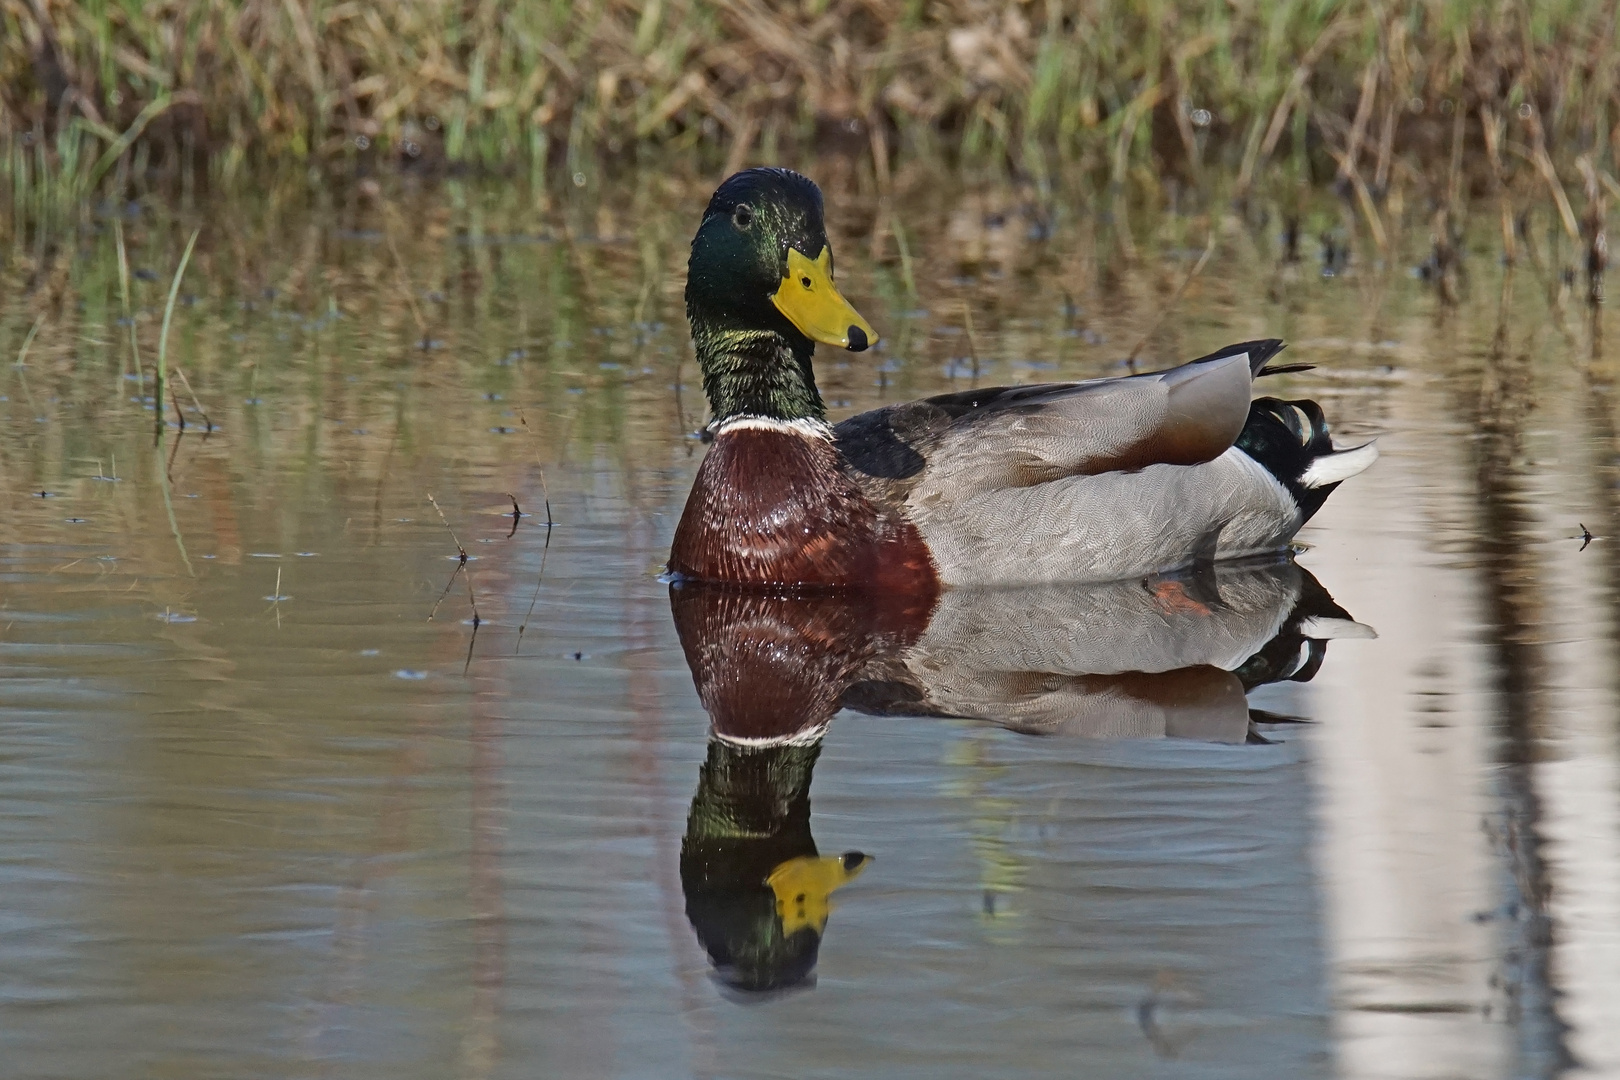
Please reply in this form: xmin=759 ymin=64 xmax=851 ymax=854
xmin=917 ymin=559 xmax=1301 ymax=674
xmin=846 ymin=560 xmax=1368 ymax=741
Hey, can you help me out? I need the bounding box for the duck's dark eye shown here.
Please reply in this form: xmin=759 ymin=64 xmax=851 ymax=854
xmin=800 ymin=276 xmax=812 ymax=289
xmin=732 ymin=204 xmax=753 ymax=228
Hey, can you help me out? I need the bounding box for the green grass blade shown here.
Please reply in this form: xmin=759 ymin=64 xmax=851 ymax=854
xmin=155 ymin=228 xmax=201 ymax=430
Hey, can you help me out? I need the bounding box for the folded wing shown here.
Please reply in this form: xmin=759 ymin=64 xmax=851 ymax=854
xmin=837 ymin=340 xmax=1284 ymax=495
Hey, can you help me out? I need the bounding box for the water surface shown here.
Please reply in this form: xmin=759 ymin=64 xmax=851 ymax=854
xmin=2 ymin=168 xmax=1618 ymax=1078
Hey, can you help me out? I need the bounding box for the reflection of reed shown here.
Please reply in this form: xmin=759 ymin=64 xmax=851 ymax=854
xmin=299 ymin=713 xmax=433 ymax=1071
xmin=458 ymin=689 xmax=508 ymax=1080
xmin=942 ymin=731 xmax=1027 ymax=939
xmin=1470 ymin=268 xmax=1575 ymax=1075
xmin=624 ymin=471 xmax=719 ymax=1073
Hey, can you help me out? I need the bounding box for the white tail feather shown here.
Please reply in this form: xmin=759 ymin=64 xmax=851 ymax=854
xmin=1299 ymin=440 xmax=1378 ymax=489
xmin=1297 ymin=616 xmax=1378 ymax=640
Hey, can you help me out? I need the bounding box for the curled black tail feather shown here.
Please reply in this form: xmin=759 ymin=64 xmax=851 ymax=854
xmin=1235 ymin=397 xmax=1339 ymax=522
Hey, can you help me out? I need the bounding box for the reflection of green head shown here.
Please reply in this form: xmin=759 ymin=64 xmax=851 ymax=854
xmin=680 ymin=738 xmax=867 ymax=994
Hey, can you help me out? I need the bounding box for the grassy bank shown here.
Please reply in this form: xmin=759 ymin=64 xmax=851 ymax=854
xmin=4 ymin=0 xmax=1619 ymax=196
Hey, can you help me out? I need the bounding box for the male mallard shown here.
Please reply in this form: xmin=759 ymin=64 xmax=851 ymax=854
xmin=671 ymin=168 xmax=1376 ymax=589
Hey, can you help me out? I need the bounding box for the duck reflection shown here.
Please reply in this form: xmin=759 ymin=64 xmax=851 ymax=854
xmin=680 ymin=739 xmax=868 ymax=995
xmin=673 ymin=557 xmax=1371 ymax=994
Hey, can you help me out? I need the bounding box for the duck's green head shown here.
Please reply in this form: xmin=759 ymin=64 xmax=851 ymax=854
xmin=686 ymin=168 xmax=878 ymax=423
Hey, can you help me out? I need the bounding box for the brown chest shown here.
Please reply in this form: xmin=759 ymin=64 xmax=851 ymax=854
xmin=669 ymin=427 xmax=937 ymax=592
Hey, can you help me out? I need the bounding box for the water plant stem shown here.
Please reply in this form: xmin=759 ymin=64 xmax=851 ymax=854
xmin=154 ymin=441 xmax=194 ymax=577
xmin=155 ymin=228 xmax=200 ymax=439
xmin=426 ymin=494 xmax=481 ymax=631
xmin=14 ymin=314 xmax=43 ymax=366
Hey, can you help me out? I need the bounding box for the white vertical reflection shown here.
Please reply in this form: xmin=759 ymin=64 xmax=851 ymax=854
xmin=1533 ymin=396 xmax=1620 ymax=1077
xmin=1300 ymin=389 xmax=1509 ymax=1078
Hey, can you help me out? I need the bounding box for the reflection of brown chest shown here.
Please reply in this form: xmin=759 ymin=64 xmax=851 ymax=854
xmin=670 ymin=425 xmax=937 ymax=592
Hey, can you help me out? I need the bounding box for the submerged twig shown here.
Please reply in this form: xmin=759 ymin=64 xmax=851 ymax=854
xmin=515 ymin=507 xmax=555 ymax=657
xmin=515 ymin=410 xmax=555 ymax=525
xmin=165 ymin=423 xmax=184 ymax=480
xmin=268 ymin=566 xmax=285 ymax=629
xmin=427 ymin=559 xmax=466 ymax=623
xmin=171 ymin=365 xmax=213 ymax=432
xmin=463 ymin=619 xmax=481 ymax=676
xmin=426 ymin=495 xmax=481 ymax=667
xmin=427 ymin=493 xmax=468 ymax=562
xmin=505 ymin=492 xmax=523 ymax=539
xmin=513 ymin=409 xmax=559 ymax=656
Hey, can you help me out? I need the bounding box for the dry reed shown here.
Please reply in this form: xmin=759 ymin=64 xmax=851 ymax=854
xmin=3 ymin=0 xmax=1618 ymax=209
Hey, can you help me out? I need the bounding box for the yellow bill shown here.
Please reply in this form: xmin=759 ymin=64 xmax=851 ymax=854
xmin=767 ymin=852 xmax=870 ymax=936
xmin=771 ymin=247 xmax=878 ymax=351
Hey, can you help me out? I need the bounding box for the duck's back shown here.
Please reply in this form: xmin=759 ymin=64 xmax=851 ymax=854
xmin=835 ymin=341 xmax=1374 ymax=585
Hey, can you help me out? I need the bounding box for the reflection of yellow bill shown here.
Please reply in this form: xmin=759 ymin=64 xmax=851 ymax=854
xmin=767 ymin=852 xmax=870 ymax=936
xmin=771 ymin=247 xmax=878 ymax=351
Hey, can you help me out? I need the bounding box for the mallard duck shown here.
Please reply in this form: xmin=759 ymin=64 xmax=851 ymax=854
xmin=671 ymin=168 xmax=1377 ymax=589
